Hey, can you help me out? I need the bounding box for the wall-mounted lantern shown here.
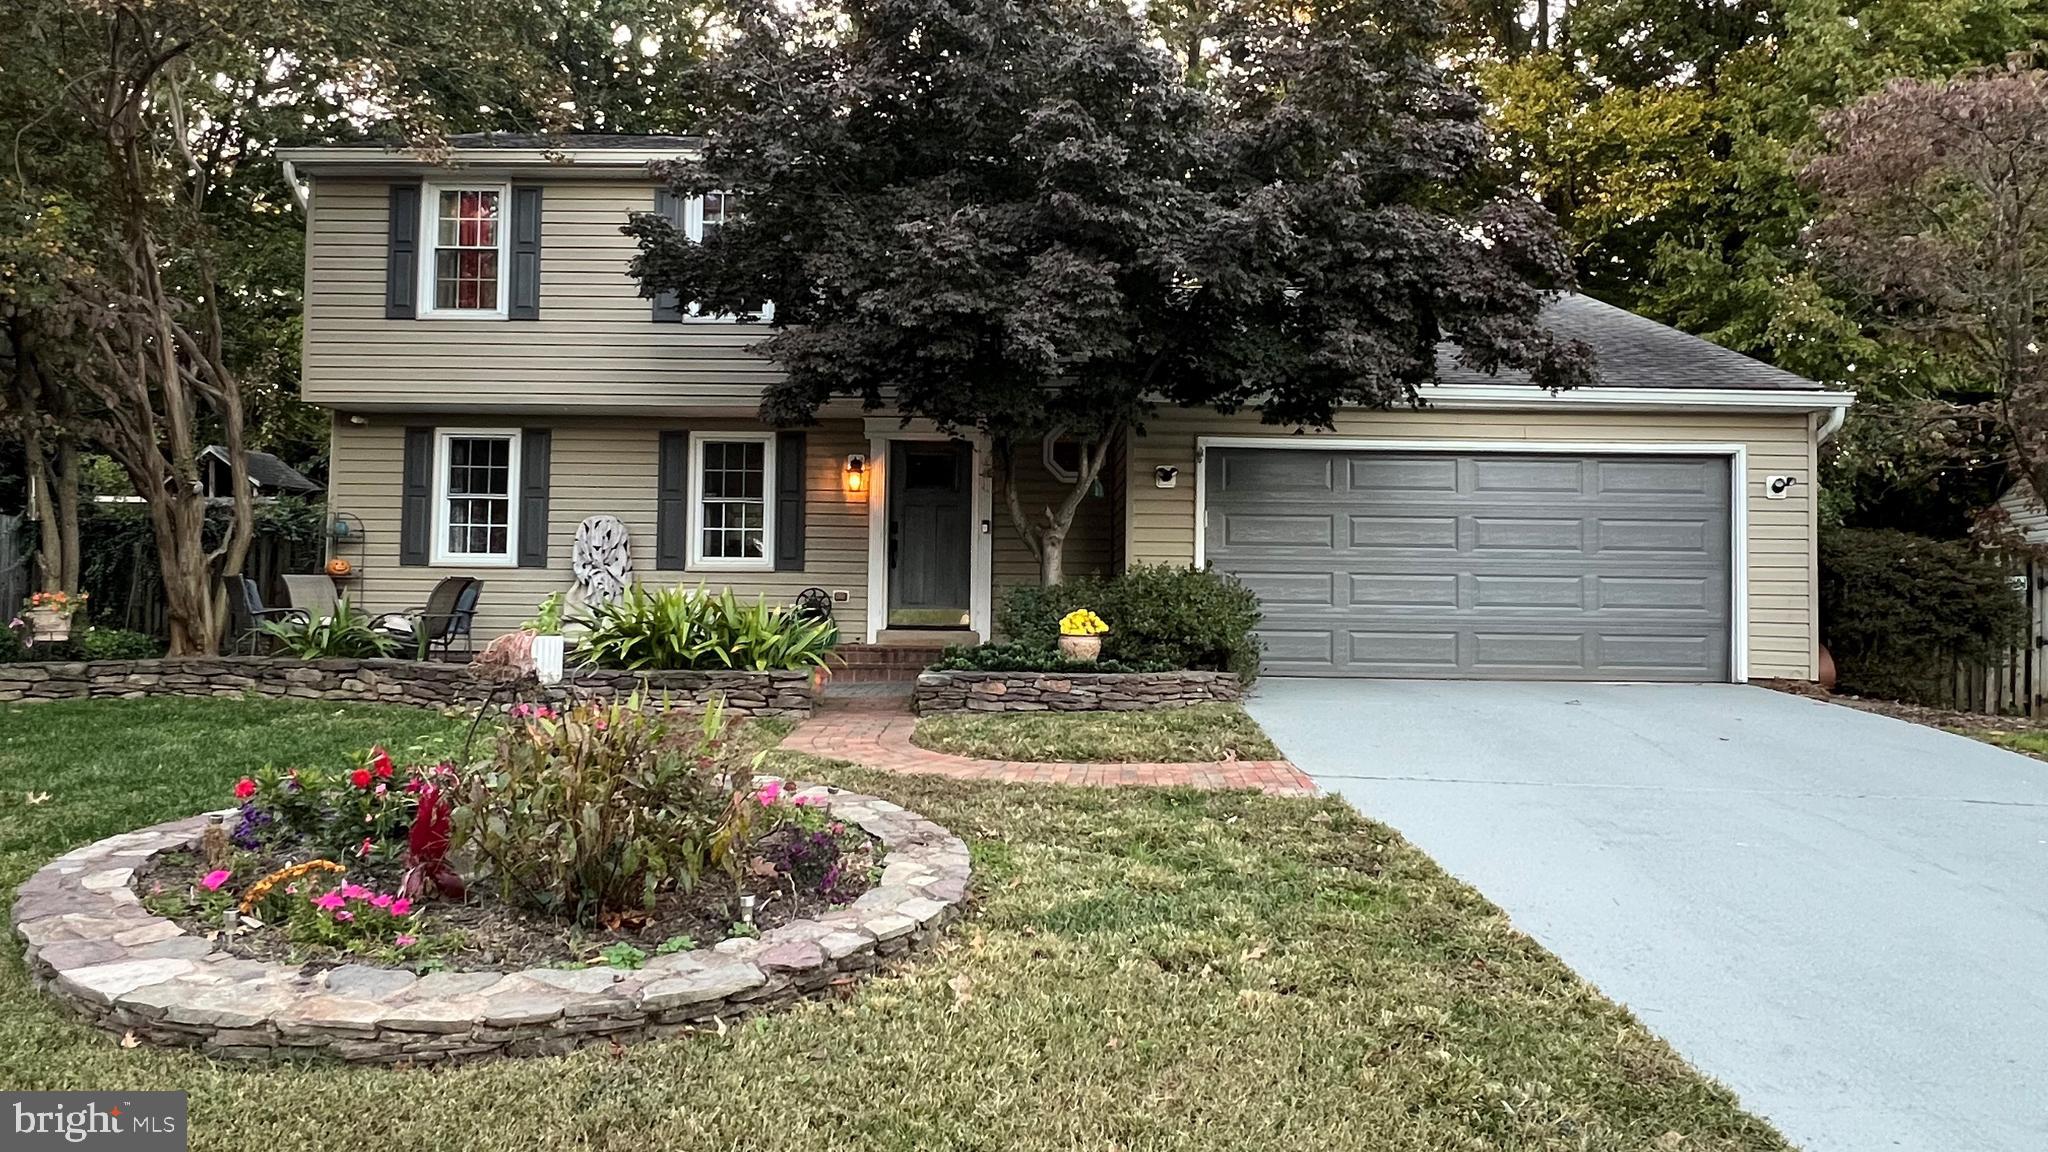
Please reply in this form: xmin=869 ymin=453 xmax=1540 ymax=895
xmin=844 ymin=454 xmax=867 ymax=493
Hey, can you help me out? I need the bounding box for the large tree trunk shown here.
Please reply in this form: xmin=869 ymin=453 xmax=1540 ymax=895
xmin=998 ymin=424 xmax=1120 ymax=586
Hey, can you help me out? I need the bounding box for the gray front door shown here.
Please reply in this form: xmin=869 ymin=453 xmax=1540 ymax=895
xmin=889 ymin=440 xmax=974 ymax=627
xmin=1205 ymin=448 xmax=1733 ymax=680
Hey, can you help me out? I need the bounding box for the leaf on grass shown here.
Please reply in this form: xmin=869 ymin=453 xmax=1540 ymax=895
xmin=1238 ymin=943 xmax=1269 ymax=964
xmin=746 ymin=856 xmax=780 ymax=879
xmin=25 ymin=792 xmax=51 ymax=805
xmin=119 ymin=1031 xmax=140 ymax=1049
xmin=1105 ymin=1036 xmax=1121 ymax=1051
xmin=947 ymin=974 xmax=973 ymax=1008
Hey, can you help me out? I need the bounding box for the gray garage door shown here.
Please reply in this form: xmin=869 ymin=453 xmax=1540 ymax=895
xmin=1205 ymin=449 xmax=1732 ymax=681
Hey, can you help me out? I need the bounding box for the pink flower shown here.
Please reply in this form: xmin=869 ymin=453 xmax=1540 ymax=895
xmin=340 ymin=884 xmax=372 ymax=900
xmin=312 ymin=891 xmax=346 ymax=912
xmin=334 ymin=910 xmax=354 ymax=923
xmin=350 ymin=768 xmax=373 ymax=789
xmin=200 ymin=869 xmax=231 ymax=892
xmin=369 ymin=893 xmax=393 ymax=909
xmin=755 ymin=780 xmax=783 ymax=807
xmin=356 ymin=837 xmax=374 ymax=857
xmin=394 ymin=934 xmax=417 ymax=948
xmin=233 ymin=777 xmax=257 ymax=800
xmin=374 ymin=782 xmax=387 ymax=796
xmin=387 ymin=898 xmax=412 ymax=917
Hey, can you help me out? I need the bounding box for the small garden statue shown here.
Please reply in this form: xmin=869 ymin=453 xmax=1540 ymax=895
xmin=1058 ymin=608 xmax=1108 ymax=663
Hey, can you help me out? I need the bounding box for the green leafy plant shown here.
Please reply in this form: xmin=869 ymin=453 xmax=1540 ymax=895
xmin=998 ymin=564 xmax=1263 ymax=680
xmin=260 ymin=599 xmax=398 ymax=659
xmin=655 ymin=934 xmax=698 ymax=956
xmin=452 ymin=695 xmax=756 ymax=924
xmin=571 ymin=584 xmax=836 ymax=671
xmin=73 ymin=627 xmax=164 ymax=660
xmin=597 ymin=941 xmax=648 ymax=969
xmin=525 ymin=592 xmax=566 ymax=636
xmin=930 ymin=641 xmax=1173 ymax=674
xmin=1820 ymin=527 xmax=2027 ymax=704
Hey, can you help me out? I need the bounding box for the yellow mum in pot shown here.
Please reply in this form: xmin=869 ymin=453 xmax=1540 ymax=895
xmin=1059 ymin=609 xmax=1108 ymax=636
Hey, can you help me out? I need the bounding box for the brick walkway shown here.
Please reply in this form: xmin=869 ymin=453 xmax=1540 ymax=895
xmin=782 ymin=697 xmax=1319 ymax=797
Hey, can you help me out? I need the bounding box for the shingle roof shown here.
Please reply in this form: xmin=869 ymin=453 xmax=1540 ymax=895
xmin=331 ymin=132 xmax=701 ymax=151
xmin=201 ymin=447 xmax=322 ymax=494
xmin=1438 ymin=293 xmax=1826 ymax=391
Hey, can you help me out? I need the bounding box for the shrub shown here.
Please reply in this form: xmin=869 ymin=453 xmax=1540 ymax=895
xmin=929 ymin=641 xmax=1174 ymax=674
xmin=572 ymin=584 xmax=836 ymax=671
xmin=452 ymin=695 xmax=754 ymax=923
xmin=73 ymin=627 xmax=164 ymax=660
xmin=260 ymin=600 xmax=398 ymax=659
xmin=997 ymin=564 xmax=1263 ymax=679
xmin=1820 ymin=526 xmax=2027 ymax=704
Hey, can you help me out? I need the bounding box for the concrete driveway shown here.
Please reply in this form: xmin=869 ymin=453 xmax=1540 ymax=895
xmin=1247 ymin=680 xmax=2048 ymax=1152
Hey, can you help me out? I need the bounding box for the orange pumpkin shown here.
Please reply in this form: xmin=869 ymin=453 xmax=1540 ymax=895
xmin=325 ymin=557 xmax=354 ymax=579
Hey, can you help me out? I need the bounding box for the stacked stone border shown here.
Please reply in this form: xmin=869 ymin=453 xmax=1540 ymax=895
xmin=11 ymin=781 xmax=966 ymax=1063
xmin=913 ymin=669 xmax=1242 ymax=714
xmin=0 ymin=657 xmax=814 ymax=718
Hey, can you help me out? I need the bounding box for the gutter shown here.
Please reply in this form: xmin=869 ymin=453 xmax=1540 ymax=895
xmin=1418 ymin=383 xmax=1856 ymax=415
xmin=1817 ymin=403 xmax=1849 ymax=443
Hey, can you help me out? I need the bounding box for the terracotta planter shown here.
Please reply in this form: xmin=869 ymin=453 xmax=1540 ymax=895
xmin=25 ymin=607 xmax=72 ymax=644
xmin=1058 ymin=634 xmax=1103 ymax=663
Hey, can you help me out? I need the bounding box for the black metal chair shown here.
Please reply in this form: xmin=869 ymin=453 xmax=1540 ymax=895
xmin=228 ymin=576 xmax=308 ymax=654
xmin=373 ymin=577 xmax=483 ymax=660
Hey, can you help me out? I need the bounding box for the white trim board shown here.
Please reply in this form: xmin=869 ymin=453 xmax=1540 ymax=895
xmin=864 ymin=425 xmax=994 ymax=643
xmin=1192 ymin=436 xmax=1752 ymax=684
xmin=1417 ymin=383 xmax=1854 ymax=414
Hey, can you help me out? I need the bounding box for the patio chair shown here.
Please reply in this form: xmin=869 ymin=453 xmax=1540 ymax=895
xmin=227 ymin=575 xmax=308 ymax=655
xmin=280 ymin=574 xmax=340 ymax=620
xmin=372 ymin=576 xmax=483 ymax=660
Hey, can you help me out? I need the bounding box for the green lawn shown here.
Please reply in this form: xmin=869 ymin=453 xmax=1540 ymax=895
xmin=0 ymin=697 xmax=1785 ymax=1151
xmin=913 ymin=703 xmax=1284 ymax=763
xmin=1967 ymin=728 xmax=2048 ymax=760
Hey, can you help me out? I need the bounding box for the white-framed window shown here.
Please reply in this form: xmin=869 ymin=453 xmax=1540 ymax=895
xmin=432 ymin=430 xmax=522 ymax=566
xmin=688 ymin=432 xmax=776 ymax=570
xmin=682 ymin=192 xmax=775 ymax=323
xmin=418 ymin=183 xmax=510 ymax=318
xmin=1042 ymin=429 xmax=1091 ymax=483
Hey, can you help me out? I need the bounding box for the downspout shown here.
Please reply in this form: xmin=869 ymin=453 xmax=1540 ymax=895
xmin=281 ymin=160 xmax=309 ymax=213
xmin=1817 ymin=402 xmax=1848 ymax=443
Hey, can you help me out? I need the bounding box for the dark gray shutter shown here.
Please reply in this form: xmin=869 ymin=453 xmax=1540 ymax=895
xmin=509 ymin=186 xmax=542 ymax=320
xmin=656 ymin=430 xmax=689 ymax=569
xmin=775 ymin=431 xmax=806 ymax=571
xmin=518 ymin=428 xmax=551 ymax=567
xmin=385 ymin=185 xmax=421 ymax=319
xmin=400 ymin=427 xmax=434 ymax=566
xmin=651 ymin=189 xmax=685 ymax=322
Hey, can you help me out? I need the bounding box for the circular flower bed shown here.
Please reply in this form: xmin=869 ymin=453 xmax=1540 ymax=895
xmin=10 ymin=698 xmax=969 ymax=1062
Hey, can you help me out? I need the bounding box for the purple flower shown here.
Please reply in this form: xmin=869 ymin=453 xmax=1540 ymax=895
xmin=230 ymin=803 xmax=274 ymax=850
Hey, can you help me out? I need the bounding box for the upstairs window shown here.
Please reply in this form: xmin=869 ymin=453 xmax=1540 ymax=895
xmin=421 ymin=185 xmax=507 ymax=316
xmin=683 ymin=193 xmax=774 ymax=322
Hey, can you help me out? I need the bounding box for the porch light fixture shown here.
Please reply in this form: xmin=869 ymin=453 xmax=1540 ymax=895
xmin=844 ymin=453 xmax=867 ymax=493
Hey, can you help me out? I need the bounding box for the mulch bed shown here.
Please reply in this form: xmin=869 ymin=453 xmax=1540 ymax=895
xmin=1756 ymin=677 xmax=2048 ymax=733
xmin=134 ymin=826 xmax=877 ymax=972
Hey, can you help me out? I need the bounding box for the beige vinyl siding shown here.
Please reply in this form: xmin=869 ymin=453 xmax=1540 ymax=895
xmin=991 ymin=447 xmax=1115 ymax=604
xmin=1122 ymin=407 xmax=1820 ymax=681
xmin=304 ymin=177 xmax=779 ymax=411
xmin=327 ymin=415 xmax=871 ymax=641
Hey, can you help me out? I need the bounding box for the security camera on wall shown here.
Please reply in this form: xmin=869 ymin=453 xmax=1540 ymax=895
xmin=1154 ymin=465 xmax=1179 ymax=489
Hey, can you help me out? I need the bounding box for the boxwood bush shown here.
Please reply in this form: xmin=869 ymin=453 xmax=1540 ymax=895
xmin=996 ymin=564 xmax=1263 ymax=680
xmin=1820 ymin=527 xmax=2026 ymax=704
xmin=929 ymin=641 xmax=1174 ymax=675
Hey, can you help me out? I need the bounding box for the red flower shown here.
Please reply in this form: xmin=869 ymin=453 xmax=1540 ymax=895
xmin=350 ymin=768 xmax=373 ymax=789
xmin=233 ymin=777 xmax=257 ymax=800
xmin=370 ymin=748 xmax=395 ymax=779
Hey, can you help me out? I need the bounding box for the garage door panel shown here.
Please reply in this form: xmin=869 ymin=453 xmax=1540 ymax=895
xmin=1206 ymin=448 xmax=1732 ymax=681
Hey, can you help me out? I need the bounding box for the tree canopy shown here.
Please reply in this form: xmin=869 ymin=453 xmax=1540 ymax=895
xmin=628 ymin=0 xmax=1592 ymax=581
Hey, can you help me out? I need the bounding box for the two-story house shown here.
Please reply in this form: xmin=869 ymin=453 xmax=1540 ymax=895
xmin=282 ymin=133 xmax=1851 ymax=683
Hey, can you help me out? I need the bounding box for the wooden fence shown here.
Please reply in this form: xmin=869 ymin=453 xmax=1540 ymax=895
xmin=91 ymin=528 xmax=312 ymax=637
xmin=1949 ymin=558 xmax=2048 ymax=716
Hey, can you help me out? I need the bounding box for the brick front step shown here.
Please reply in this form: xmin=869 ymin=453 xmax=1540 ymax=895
xmin=829 ymin=644 xmax=946 ymax=683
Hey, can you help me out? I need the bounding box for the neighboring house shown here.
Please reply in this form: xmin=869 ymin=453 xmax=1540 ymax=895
xmin=198 ymin=447 xmax=323 ymax=501
xmin=279 ymin=133 xmax=1852 ymax=683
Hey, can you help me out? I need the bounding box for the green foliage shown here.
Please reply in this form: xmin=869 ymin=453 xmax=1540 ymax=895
xmin=73 ymin=627 xmax=164 ymax=660
xmin=452 ymin=696 xmax=755 ymax=925
xmin=930 ymin=642 xmax=1173 ymax=675
xmin=526 ymin=592 xmax=567 ymax=636
xmin=260 ymin=600 xmax=398 ymax=660
xmin=997 ymin=565 xmax=1264 ymax=680
xmin=1820 ymin=527 xmax=2027 ymax=704
xmin=596 ymin=941 xmax=649 ymax=969
xmin=572 ymin=584 xmax=837 ymax=672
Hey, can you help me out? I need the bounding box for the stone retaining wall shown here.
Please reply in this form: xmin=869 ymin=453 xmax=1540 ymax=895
xmin=913 ymin=669 xmax=1243 ymax=714
xmin=12 ymin=783 xmax=967 ymax=1063
xmin=0 ymin=657 xmax=814 ymax=718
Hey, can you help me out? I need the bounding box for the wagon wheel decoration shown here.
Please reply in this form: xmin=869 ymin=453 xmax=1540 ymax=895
xmin=572 ymin=516 xmax=634 ymax=605
xmin=794 ymin=586 xmax=835 ymax=624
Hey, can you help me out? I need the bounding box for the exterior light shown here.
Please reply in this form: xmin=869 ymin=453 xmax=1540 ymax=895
xmin=844 ymin=454 xmax=867 ymax=493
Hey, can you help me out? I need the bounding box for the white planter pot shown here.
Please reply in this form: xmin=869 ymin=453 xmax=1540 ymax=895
xmin=532 ymin=634 xmax=566 ymax=685
xmin=25 ymin=608 xmax=73 ymax=644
